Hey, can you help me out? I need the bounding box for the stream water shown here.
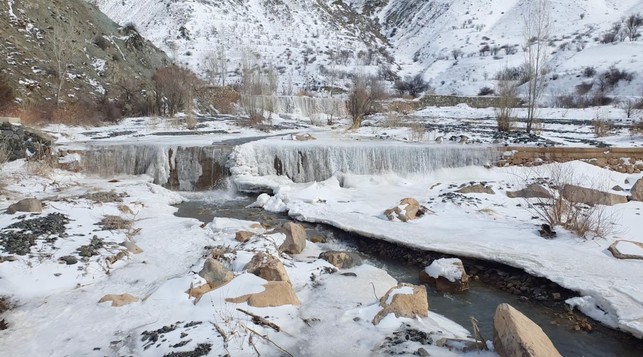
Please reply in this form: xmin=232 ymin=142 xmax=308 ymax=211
xmin=175 ymin=191 xmax=643 ymax=357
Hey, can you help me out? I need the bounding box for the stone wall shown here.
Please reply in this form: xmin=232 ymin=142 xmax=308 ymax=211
xmin=499 ymin=147 xmax=643 ymax=174
xmin=420 ymin=95 xmax=506 ymax=108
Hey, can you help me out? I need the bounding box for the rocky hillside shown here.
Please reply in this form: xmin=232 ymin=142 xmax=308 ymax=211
xmin=0 ymin=0 xmax=170 ymax=109
xmin=92 ymin=0 xmax=643 ymax=101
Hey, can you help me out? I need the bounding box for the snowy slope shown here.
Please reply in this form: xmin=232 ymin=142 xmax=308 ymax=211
xmin=90 ymin=0 xmax=391 ymax=92
xmin=91 ymin=0 xmax=643 ymax=98
xmin=355 ymin=0 xmax=643 ymax=97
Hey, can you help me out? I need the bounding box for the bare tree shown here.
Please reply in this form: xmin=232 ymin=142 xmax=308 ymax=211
xmin=52 ymin=24 xmax=72 ymax=106
xmin=625 ymin=13 xmax=643 ymax=41
xmin=203 ymin=45 xmax=228 ymax=86
xmin=347 ymin=76 xmax=385 ymax=129
xmin=152 ymin=66 xmax=200 ymax=116
xmin=495 ymin=79 xmax=518 ymax=132
xmin=522 ymin=0 xmax=551 ymax=133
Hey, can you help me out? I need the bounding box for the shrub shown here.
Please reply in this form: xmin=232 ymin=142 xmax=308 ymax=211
xmin=598 ymin=66 xmax=634 ymax=90
xmin=495 ymin=65 xmax=529 ymax=84
xmin=394 ymin=74 xmax=430 ymax=98
xmin=152 ymin=66 xmax=200 ymax=116
xmin=575 ymin=82 xmax=593 ymax=95
xmin=526 ymin=166 xmax=615 ymax=239
xmin=478 ymin=86 xmax=495 ymax=96
xmin=592 ymin=116 xmax=613 ymax=137
xmin=582 ymin=66 xmax=596 ymax=78
xmin=494 ymin=80 xmax=518 ymax=132
xmin=122 ymin=22 xmax=138 ymax=35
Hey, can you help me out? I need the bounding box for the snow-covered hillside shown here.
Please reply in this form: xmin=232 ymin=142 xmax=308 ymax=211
xmin=90 ymin=0 xmax=643 ymax=99
xmin=352 ymin=0 xmax=643 ymax=98
xmin=90 ymin=0 xmax=391 ymax=93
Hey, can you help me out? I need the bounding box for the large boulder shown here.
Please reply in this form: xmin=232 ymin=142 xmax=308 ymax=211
xmin=372 ymin=283 xmax=429 ymax=325
xmin=245 ymin=252 xmax=290 ymax=282
xmin=506 ymin=184 xmax=552 ymax=199
xmin=561 ymin=184 xmax=627 ymax=206
xmin=457 ymin=184 xmax=495 ymax=195
xmin=608 ymin=240 xmax=643 ymax=260
xmin=226 ymin=281 xmax=300 ymax=307
xmin=420 ymin=258 xmax=469 ymax=293
xmin=384 ymin=198 xmax=423 ymax=222
xmin=277 ymin=222 xmax=307 ymax=254
xmin=6 ymin=198 xmax=42 ymax=214
xmin=98 ymin=294 xmax=139 ymax=307
xmin=319 ymin=251 xmax=363 ymax=269
xmin=631 ymin=178 xmax=643 ymax=202
xmin=493 ymin=303 xmax=562 ymax=357
xmin=198 ymin=258 xmax=234 ymax=288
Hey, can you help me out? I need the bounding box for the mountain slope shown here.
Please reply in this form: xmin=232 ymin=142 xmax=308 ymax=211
xmin=0 ymin=0 xmax=170 ymax=109
xmin=91 ymin=0 xmax=643 ymax=99
xmin=91 ymin=0 xmax=392 ymax=93
xmin=353 ymin=0 xmax=643 ymax=98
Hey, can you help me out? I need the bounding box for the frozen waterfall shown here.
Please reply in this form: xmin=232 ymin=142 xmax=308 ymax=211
xmin=241 ymin=95 xmax=348 ymax=118
xmin=84 ymin=144 xmax=233 ymax=190
xmin=230 ymin=140 xmax=499 ymax=184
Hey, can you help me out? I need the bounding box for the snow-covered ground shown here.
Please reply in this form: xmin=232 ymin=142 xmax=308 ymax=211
xmin=2 ymin=101 xmax=643 ymax=355
xmin=0 ymin=157 xmax=491 ymax=355
xmin=243 ymin=156 xmax=643 ymax=338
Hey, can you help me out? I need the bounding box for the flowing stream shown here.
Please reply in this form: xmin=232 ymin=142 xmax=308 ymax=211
xmin=175 ymin=191 xmax=643 ymax=357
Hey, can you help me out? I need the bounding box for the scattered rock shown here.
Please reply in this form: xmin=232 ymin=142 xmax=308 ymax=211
xmin=77 ymin=236 xmax=105 ymax=257
xmin=538 ymin=224 xmax=557 ymax=239
xmin=611 ymin=185 xmax=624 ymax=192
xmin=59 ymin=255 xmax=78 ymax=265
xmin=506 ymin=184 xmax=552 ymax=199
xmin=631 ymin=178 xmax=643 ymax=202
xmin=0 ymin=213 xmax=69 ymax=255
xmin=163 ymin=343 xmax=212 ymax=357
xmin=420 ymin=258 xmax=469 ymax=293
xmin=98 ymin=294 xmax=139 ymax=307
xmin=277 ymin=222 xmax=307 ymax=254
xmin=457 ymin=184 xmax=495 ymax=195
xmin=561 ymin=184 xmax=627 ymax=206
xmin=319 ymin=251 xmax=363 ymax=269
xmin=7 ymin=198 xmax=43 ymax=214
xmin=198 ymin=258 xmax=234 ymax=287
xmin=235 ymin=230 xmax=254 ymax=243
xmin=493 ymin=303 xmax=562 ymax=357
xmin=245 ymin=252 xmax=290 ymax=282
xmin=384 ymin=198 xmax=424 ymax=222
xmin=608 ymin=240 xmax=643 ymax=260
xmin=372 ymin=283 xmax=429 ymax=325
xmin=226 ymin=281 xmax=300 ymax=307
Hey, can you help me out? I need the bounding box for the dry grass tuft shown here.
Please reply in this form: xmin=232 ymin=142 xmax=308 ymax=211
xmin=408 ymin=122 xmax=427 ymax=142
xmin=98 ymin=215 xmax=133 ymax=231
